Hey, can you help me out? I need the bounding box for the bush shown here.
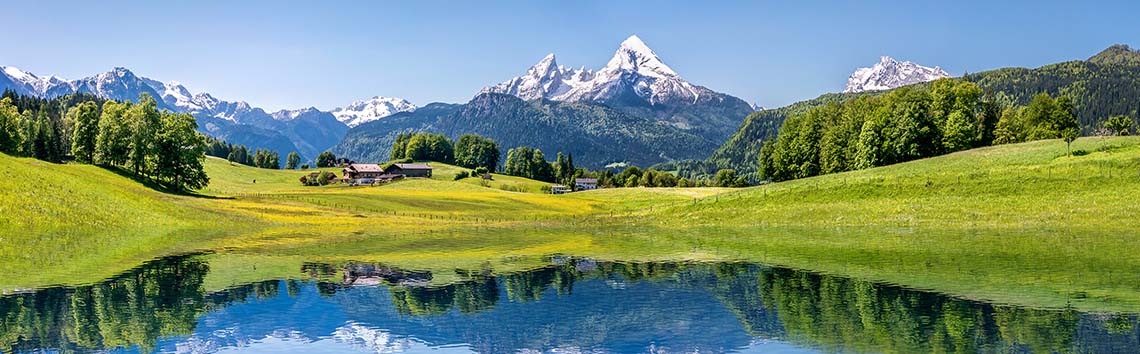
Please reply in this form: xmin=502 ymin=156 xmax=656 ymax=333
xmin=301 ymin=171 xmax=336 ymax=186
xmin=454 ymin=171 xmax=470 ymax=180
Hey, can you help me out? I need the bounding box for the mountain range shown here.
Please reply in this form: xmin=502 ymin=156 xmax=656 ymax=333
xmin=481 ymin=35 xmax=755 ymax=143
xmin=7 ymin=40 xmax=1134 ymax=175
xmin=0 ymin=66 xmax=416 ymax=161
xmin=335 ymin=35 xmax=755 ymax=168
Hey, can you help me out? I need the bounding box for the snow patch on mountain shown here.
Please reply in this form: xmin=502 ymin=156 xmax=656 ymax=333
xmin=481 ymin=35 xmax=712 ymax=106
xmin=271 ymin=107 xmax=323 ymax=121
xmin=331 ymin=96 xmax=417 ymax=127
xmin=844 ymin=56 xmax=951 ymax=93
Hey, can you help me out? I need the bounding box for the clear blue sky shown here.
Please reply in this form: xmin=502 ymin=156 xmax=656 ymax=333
xmin=3 ymin=0 xmax=1136 ymax=111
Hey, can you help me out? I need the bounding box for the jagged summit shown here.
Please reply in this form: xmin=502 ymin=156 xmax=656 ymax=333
xmin=481 ymin=35 xmax=709 ymax=106
xmin=844 ymin=56 xmax=951 ymax=93
xmin=605 ymin=35 xmax=678 ymax=78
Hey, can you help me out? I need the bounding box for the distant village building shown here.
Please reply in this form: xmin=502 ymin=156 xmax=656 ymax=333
xmin=342 ymin=164 xmax=384 ymax=180
xmin=574 ymin=178 xmax=598 ymax=191
xmin=551 ymin=185 xmax=571 ymax=194
xmin=313 ymin=162 xmax=433 ymax=186
xmin=387 ymin=163 xmax=433 ymax=178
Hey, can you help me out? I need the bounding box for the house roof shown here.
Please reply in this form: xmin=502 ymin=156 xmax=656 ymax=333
xmin=574 ymin=178 xmax=598 ymax=184
xmin=393 ymin=163 xmax=432 ymax=170
xmin=346 ymin=163 xmax=383 ymax=173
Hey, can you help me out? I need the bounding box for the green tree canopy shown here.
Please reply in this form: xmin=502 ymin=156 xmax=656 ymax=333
xmin=316 ymin=151 xmax=337 ymax=167
xmin=285 ymin=152 xmax=301 ymax=169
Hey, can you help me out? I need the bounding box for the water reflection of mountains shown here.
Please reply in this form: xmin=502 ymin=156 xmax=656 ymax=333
xmin=1 ymin=255 xmax=1138 ymax=353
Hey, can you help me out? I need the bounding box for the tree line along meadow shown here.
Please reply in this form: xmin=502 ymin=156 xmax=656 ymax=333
xmin=5 ymin=77 xmax=1135 ymax=194
xmin=757 ymin=78 xmax=1135 ymax=182
xmin=379 ymin=132 xmax=748 ymax=188
xmin=0 ymin=91 xmax=208 ymax=192
xmin=0 ymin=90 xmax=321 ymax=190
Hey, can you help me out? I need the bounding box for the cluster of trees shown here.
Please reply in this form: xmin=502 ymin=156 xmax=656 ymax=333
xmin=502 ymin=147 xmax=588 ymax=187
xmin=501 ymin=145 xmax=744 ymax=188
xmin=759 ymin=79 xmax=1079 ymax=182
xmin=313 ymin=151 xmax=354 ymax=169
xmin=300 ymin=171 xmax=336 ymax=186
xmin=992 ymin=93 xmax=1081 ymax=148
xmin=583 ymin=166 xmax=746 ymax=188
xmin=0 ymin=91 xmax=208 ymax=191
xmin=503 ymin=147 xmax=558 ymax=182
xmin=204 ymin=136 xmax=290 ymax=170
xmin=1104 ymin=115 xmax=1136 ymax=136
xmin=390 ymin=133 xmax=454 ymax=164
xmin=387 ymin=133 xmax=501 ymax=171
xmin=0 ymin=91 xmax=94 ymax=162
xmin=454 ymin=134 xmax=501 ymax=171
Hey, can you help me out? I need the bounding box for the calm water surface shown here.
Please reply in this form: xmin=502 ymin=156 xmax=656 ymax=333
xmin=1 ymin=255 xmax=1137 ymax=353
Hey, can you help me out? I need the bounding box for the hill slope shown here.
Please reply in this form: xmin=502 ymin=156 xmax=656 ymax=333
xmin=697 ymin=45 xmax=1140 ymax=177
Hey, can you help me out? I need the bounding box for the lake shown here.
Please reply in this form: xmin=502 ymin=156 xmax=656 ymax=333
xmin=1 ymin=254 xmax=1136 ymax=353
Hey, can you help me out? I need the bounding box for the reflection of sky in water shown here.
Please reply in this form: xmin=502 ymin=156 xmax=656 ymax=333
xmin=155 ymin=276 xmax=820 ymax=354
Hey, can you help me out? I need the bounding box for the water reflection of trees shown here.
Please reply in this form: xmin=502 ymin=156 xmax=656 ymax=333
xmin=2 ymin=256 xmax=1138 ymax=353
xmin=0 ymin=256 xmax=281 ymax=353
xmin=750 ymin=268 xmax=1132 ymax=353
xmin=329 ymin=259 xmax=1134 ymax=353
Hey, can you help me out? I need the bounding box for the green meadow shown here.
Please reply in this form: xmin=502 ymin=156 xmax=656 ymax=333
xmin=3 ymin=137 xmax=1140 ymax=313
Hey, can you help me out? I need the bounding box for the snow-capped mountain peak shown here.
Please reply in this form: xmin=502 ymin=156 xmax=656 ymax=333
xmin=331 ymin=96 xmax=417 ymax=127
xmin=271 ymin=106 xmax=322 ymax=121
xmin=1 ymin=65 xmax=62 ymax=94
xmin=481 ymin=35 xmax=707 ymax=106
xmin=530 ymin=53 xmax=558 ymax=76
xmin=2 ymin=66 xmax=39 ymax=83
xmin=844 ymin=56 xmax=951 ymax=93
xmin=603 ymin=35 xmax=678 ymax=78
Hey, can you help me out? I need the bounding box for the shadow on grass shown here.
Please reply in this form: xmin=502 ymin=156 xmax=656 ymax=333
xmin=99 ymin=165 xmax=233 ymax=200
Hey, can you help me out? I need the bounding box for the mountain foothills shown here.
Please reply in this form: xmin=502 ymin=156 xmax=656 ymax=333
xmin=336 ymin=35 xmax=755 ymax=168
xmin=668 ymin=44 xmax=1140 ymax=180
xmin=335 ymin=93 xmax=718 ymax=168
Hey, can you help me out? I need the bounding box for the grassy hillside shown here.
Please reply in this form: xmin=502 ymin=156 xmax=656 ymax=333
xmin=653 ymin=137 xmax=1140 ymax=229
xmin=692 ymin=45 xmax=1140 ymax=177
xmin=634 ymin=137 xmax=1140 ymax=311
xmin=429 ymin=162 xmax=552 ymax=193
xmin=7 ymin=139 xmax=1140 ymax=312
xmin=0 ymin=155 xmax=259 ymax=288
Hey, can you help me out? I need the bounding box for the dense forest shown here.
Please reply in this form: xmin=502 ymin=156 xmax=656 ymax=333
xmin=668 ymin=44 xmax=1140 ymax=183
xmin=759 ymin=79 xmax=1083 ymax=181
xmin=0 ymin=91 xmax=209 ymax=191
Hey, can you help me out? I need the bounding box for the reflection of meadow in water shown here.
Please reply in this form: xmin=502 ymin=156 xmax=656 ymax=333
xmin=1 ymin=255 xmax=1139 ymax=353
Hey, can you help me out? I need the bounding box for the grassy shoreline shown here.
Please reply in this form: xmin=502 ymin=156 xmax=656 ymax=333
xmin=4 ymin=137 xmax=1140 ymax=313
